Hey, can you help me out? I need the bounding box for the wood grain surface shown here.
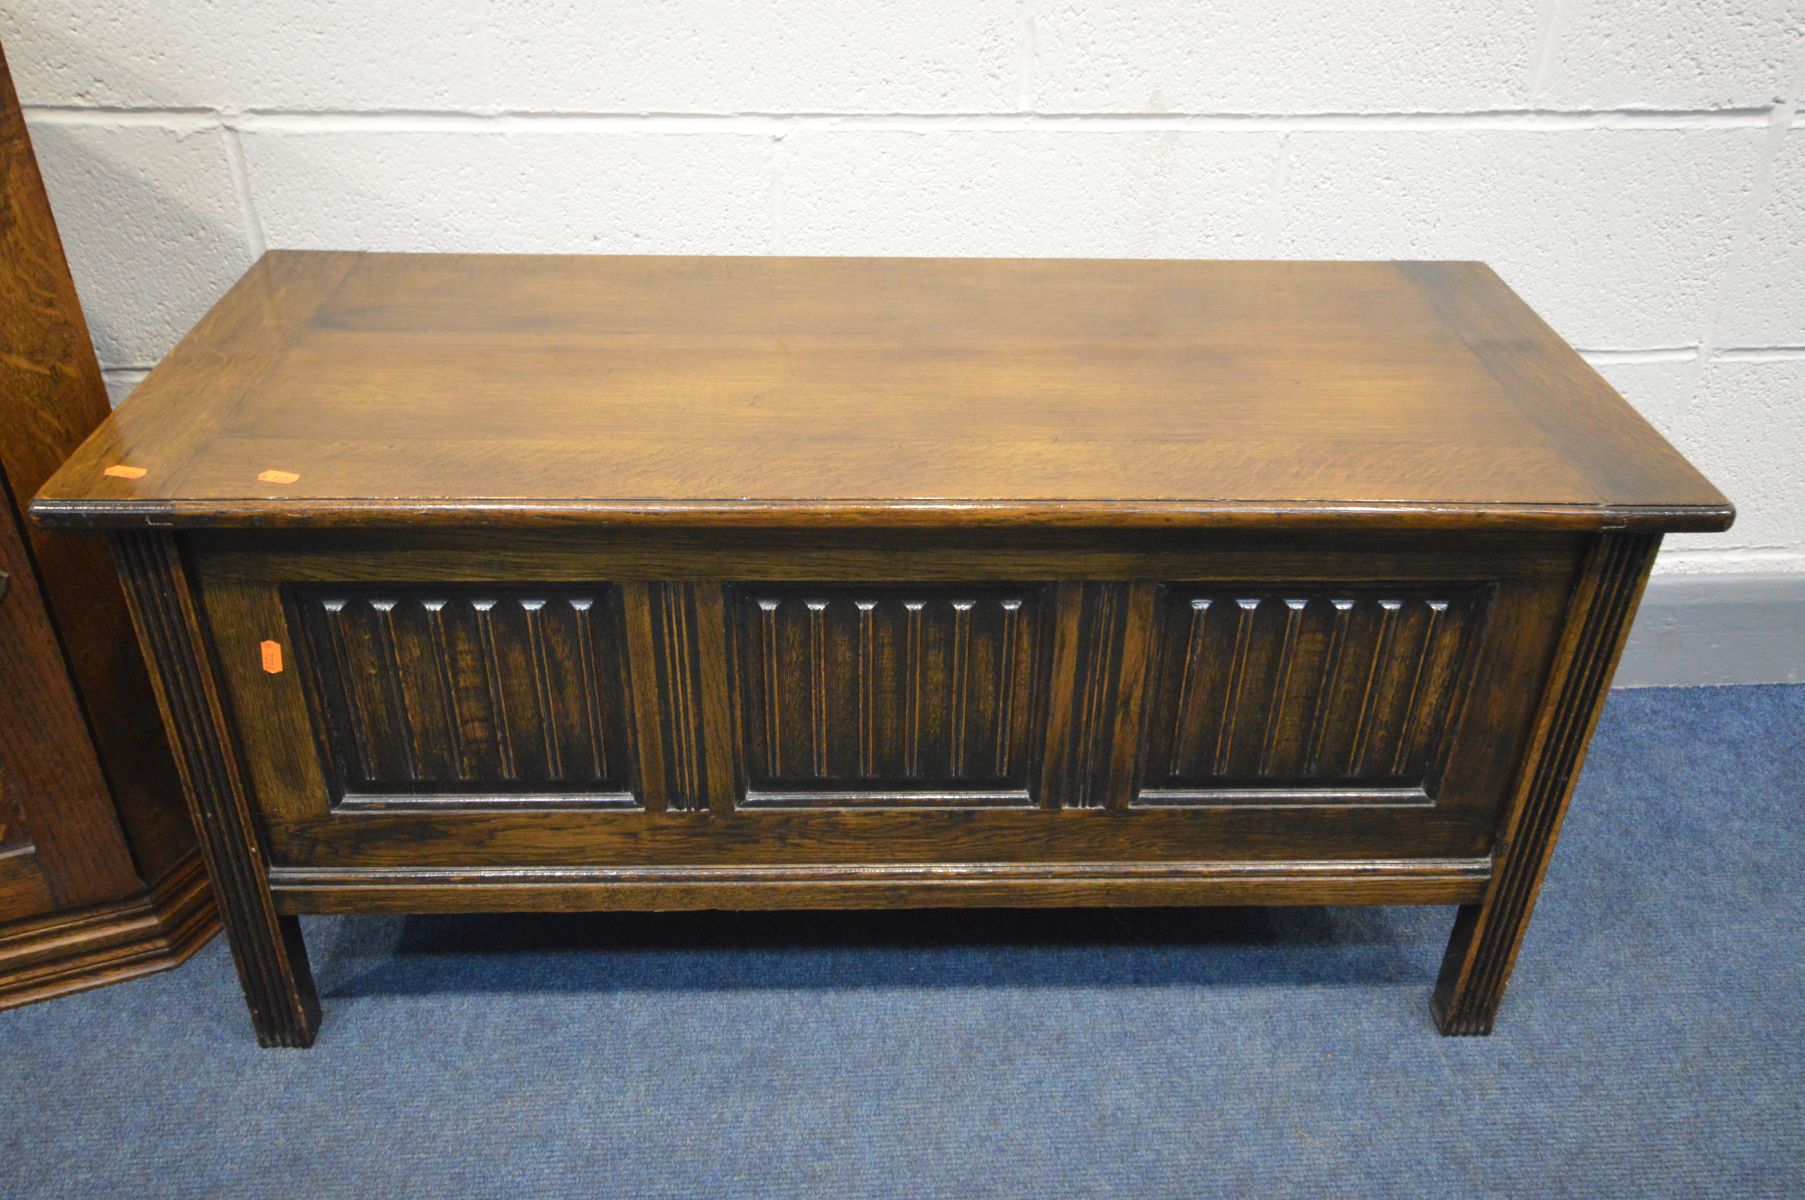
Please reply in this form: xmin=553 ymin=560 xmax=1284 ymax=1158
xmin=32 ymin=253 xmax=1731 ymax=533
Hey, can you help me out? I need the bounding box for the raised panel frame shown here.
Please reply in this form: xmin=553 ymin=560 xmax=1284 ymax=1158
xmin=726 ymin=584 xmax=1054 ymax=809
xmin=286 ymin=584 xmax=639 ymax=811
xmin=189 ymin=526 xmax=1584 ymax=875
xmin=1134 ymin=583 xmax=1494 ymax=808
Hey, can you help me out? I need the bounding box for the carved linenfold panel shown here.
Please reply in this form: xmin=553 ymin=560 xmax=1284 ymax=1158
xmin=731 ymin=586 xmax=1047 ymax=805
xmin=1139 ymin=586 xmax=1488 ymax=804
xmin=290 ymin=587 xmax=636 ymax=805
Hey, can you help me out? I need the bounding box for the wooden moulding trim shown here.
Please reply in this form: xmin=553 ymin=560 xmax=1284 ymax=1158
xmin=110 ymin=529 xmax=319 ymax=1047
xmin=28 ymin=497 xmax=1735 ymax=534
xmin=268 ymin=857 xmax=1493 ymax=913
xmin=1432 ymin=532 xmax=1660 ymax=1035
xmin=0 ymin=851 xmax=218 ymax=1009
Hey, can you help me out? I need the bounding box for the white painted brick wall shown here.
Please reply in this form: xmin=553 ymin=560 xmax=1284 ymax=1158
xmin=1541 ymin=0 xmax=1803 ymax=109
xmin=1033 ymin=1 xmax=1543 ymax=113
xmin=486 ymin=3 xmax=1023 ymax=113
xmin=2 ymin=1 xmax=491 ymax=110
xmin=1596 ymin=358 xmax=1805 ymax=567
xmin=24 ymin=117 xmax=254 ymax=367
xmin=240 ymin=129 xmax=774 ymax=253
xmin=3 ymin=1 xmax=1802 ymax=577
xmin=777 ymin=131 xmax=1281 ymax=256
xmin=1275 ymin=128 xmax=1764 ymax=347
xmin=1717 ymin=128 xmax=1805 ymax=345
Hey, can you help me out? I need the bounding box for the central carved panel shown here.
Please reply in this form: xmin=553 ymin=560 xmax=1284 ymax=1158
xmin=730 ymin=586 xmax=1048 ymax=807
xmin=1137 ymin=585 xmax=1489 ymax=805
xmin=290 ymin=586 xmax=636 ymax=807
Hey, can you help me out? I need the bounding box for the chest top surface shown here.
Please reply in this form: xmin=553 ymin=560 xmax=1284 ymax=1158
xmin=32 ymin=252 xmax=1729 ymax=533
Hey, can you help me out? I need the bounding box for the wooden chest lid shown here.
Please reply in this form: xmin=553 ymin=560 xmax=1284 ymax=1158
xmin=32 ymin=252 xmax=1731 ymax=533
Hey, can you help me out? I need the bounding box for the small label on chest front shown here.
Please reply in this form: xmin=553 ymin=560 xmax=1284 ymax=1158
xmin=260 ymin=640 xmax=284 ymax=674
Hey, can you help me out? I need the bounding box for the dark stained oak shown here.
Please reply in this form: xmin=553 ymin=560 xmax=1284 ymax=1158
xmin=0 ymin=38 xmax=215 ymax=1009
xmin=1433 ymin=533 xmax=1661 ymax=1035
xmin=32 ymin=253 xmax=1732 ymax=1045
xmin=288 ymin=585 xmax=638 ymax=808
xmin=730 ymin=584 xmax=1050 ymax=806
xmin=109 ymin=531 xmax=317 ymax=1047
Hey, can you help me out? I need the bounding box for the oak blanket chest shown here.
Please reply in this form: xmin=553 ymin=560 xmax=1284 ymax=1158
xmin=33 ymin=254 xmax=1732 ymax=1046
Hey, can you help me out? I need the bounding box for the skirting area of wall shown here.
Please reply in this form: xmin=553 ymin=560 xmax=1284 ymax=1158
xmin=1617 ymin=574 xmax=1805 ymax=687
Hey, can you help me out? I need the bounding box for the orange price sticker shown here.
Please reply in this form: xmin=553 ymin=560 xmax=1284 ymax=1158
xmin=258 ymin=469 xmax=300 ymax=485
xmin=259 ymin=640 xmax=284 ymax=674
xmin=103 ymin=464 xmax=148 ymax=480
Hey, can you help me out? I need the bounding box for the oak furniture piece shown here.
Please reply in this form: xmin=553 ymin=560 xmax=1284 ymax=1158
xmin=0 ymin=40 xmax=215 ymax=1008
xmin=33 ymin=252 xmax=1731 ymax=1047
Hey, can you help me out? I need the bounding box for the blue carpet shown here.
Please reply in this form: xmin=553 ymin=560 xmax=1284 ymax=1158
xmin=1 ymin=684 xmax=1799 ymax=1198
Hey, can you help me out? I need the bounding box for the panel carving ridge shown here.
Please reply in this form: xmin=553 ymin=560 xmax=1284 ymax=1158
xmin=1212 ymin=598 xmax=1261 ymax=776
xmin=292 ymin=587 xmax=633 ymax=804
xmin=993 ymin=598 xmax=1023 ymax=777
xmin=1348 ymin=599 xmax=1404 ymax=776
xmin=808 ymin=600 xmax=829 ymax=778
xmin=1390 ymin=600 xmax=1448 ymax=776
xmin=948 ymin=600 xmax=973 ymax=778
xmin=643 ymin=581 xmax=722 ymax=812
xmin=1166 ymin=598 xmax=1211 ymax=776
xmin=1257 ymin=599 xmax=1308 ymax=776
xmin=856 ymin=600 xmax=877 ymax=777
xmin=757 ymin=598 xmax=783 ymax=776
xmin=522 ymin=600 xmax=562 ymax=779
xmin=371 ymin=600 xmax=421 ymax=780
xmin=1304 ymin=598 xmax=1357 ymax=775
xmin=1072 ymin=585 xmax=1121 ymax=808
xmin=421 ymin=600 xmax=466 ymax=779
xmin=472 ymin=600 xmax=515 ymax=779
xmin=904 ymin=600 xmax=925 ymax=778
xmin=1139 ymin=586 xmax=1486 ymax=805
xmin=734 ymin=586 xmax=1045 ymax=806
xmin=570 ymin=598 xmax=610 ymax=781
